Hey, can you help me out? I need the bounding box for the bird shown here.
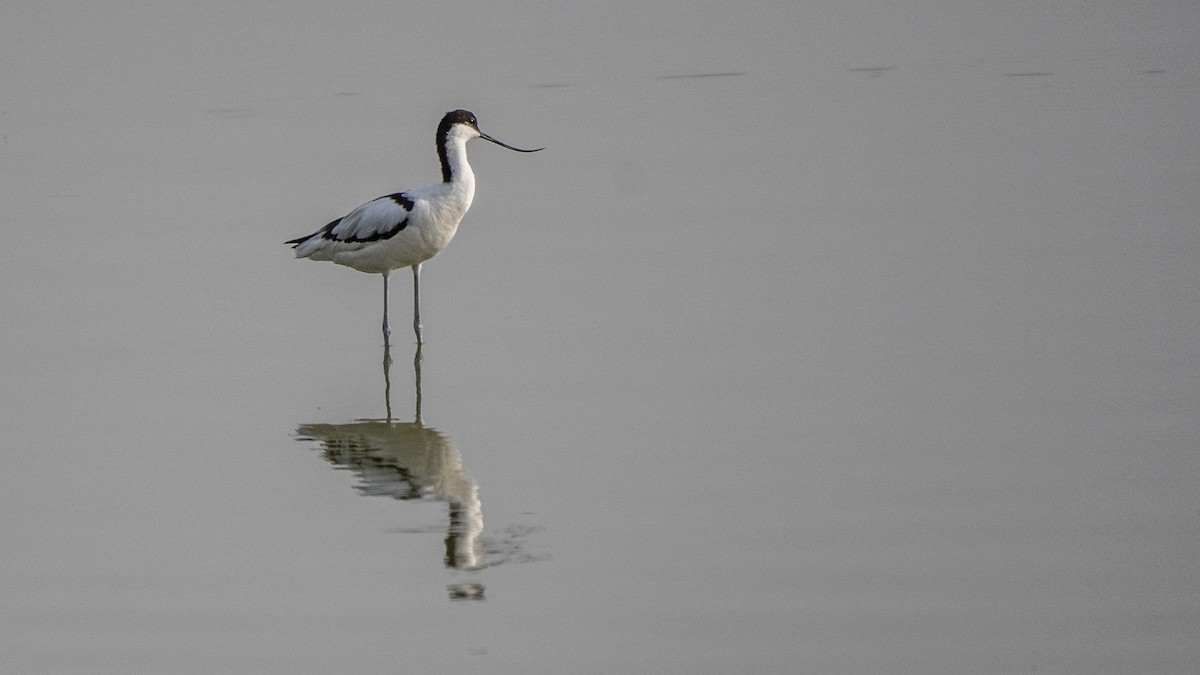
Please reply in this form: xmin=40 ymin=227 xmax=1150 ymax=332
xmin=286 ymin=109 xmax=542 ymax=345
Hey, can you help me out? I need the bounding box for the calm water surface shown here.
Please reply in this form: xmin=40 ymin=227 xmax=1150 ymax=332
xmin=2 ymin=2 xmax=1197 ymax=673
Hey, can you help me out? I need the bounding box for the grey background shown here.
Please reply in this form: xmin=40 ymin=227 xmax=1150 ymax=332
xmin=2 ymin=1 xmax=1197 ymax=673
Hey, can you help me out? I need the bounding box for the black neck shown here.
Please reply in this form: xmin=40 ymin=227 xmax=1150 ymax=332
xmin=436 ymin=129 xmax=453 ymax=182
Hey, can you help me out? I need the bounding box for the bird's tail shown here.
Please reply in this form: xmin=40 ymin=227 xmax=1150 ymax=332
xmin=286 ymin=232 xmax=322 ymax=259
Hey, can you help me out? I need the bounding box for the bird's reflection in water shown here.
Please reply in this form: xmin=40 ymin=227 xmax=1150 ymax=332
xmin=295 ymin=344 xmax=486 ymax=599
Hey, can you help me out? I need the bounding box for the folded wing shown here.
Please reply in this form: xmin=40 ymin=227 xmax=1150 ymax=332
xmin=287 ymin=192 xmax=415 ymax=256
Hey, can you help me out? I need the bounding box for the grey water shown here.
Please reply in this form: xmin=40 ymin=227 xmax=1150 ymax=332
xmin=2 ymin=1 xmax=1197 ymax=673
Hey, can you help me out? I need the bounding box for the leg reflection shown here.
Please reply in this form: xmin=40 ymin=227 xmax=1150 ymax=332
xmin=381 ymin=341 xmax=422 ymax=425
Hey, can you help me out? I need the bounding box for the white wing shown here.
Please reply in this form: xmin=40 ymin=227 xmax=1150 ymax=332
xmin=288 ymin=192 xmax=414 ymax=257
xmin=327 ymin=193 xmax=414 ymax=242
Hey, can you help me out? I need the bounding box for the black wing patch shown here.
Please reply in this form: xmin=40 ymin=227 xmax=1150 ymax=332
xmin=287 ymin=192 xmax=414 ymax=246
xmin=387 ymin=192 xmax=415 ymax=210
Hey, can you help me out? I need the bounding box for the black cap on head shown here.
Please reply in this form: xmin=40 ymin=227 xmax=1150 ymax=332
xmin=439 ymin=109 xmax=478 ymax=136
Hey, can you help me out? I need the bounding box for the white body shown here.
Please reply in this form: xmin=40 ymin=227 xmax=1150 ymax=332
xmin=291 ymin=128 xmax=478 ymax=274
xmin=286 ymin=109 xmax=540 ymax=345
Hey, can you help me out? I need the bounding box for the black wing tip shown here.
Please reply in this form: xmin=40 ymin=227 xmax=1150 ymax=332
xmin=287 ymin=217 xmax=345 ymax=246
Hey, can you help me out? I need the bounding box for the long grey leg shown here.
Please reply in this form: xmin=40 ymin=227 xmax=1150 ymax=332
xmin=382 ymin=341 xmax=393 ymax=422
xmin=412 ymin=343 xmax=423 ymax=424
xmin=412 ymin=263 xmax=424 ymax=345
xmin=381 ymin=271 xmax=391 ymax=345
